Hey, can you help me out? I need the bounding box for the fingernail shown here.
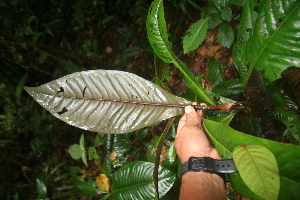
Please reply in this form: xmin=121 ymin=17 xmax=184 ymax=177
xmin=185 ymin=106 xmax=193 ymax=114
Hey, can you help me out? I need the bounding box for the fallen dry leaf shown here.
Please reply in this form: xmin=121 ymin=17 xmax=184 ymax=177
xmin=96 ymin=174 xmax=110 ymax=192
xmin=109 ymin=150 xmax=118 ymax=161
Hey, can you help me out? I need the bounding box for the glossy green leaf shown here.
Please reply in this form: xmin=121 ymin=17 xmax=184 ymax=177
xmin=208 ymin=58 xmax=225 ymax=87
xmin=24 ymin=70 xmax=190 ymax=134
xmin=233 ymin=144 xmax=280 ymax=200
xmin=237 ymin=0 xmax=300 ymax=82
xmin=122 ymin=46 xmax=141 ymax=58
xmin=183 ymin=17 xmax=210 ymax=54
xmin=36 ymin=172 xmax=48 ymax=198
xmin=111 ymin=161 xmax=176 ymax=200
xmin=147 ymin=0 xmax=215 ymax=105
xmin=267 ymin=81 xmax=300 ymax=142
xmin=112 ymin=133 xmax=132 ymax=157
xmin=237 ymin=0 xmax=258 ymax=42
xmin=166 ymin=141 xmax=176 ymax=164
xmin=212 ymin=79 xmax=244 ymax=96
xmin=146 ymin=0 xmax=176 ymax=64
xmin=207 ymin=111 xmax=236 ymax=125
xmin=217 ymin=23 xmax=234 ymax=48
xmin=276 ymin=111 xmax=300 ymax=142
xmin=203 ymin=119 xmax=300 ymax=200
xmin=146 ymin=136 xmax=158 ymax=163
xmin=221 ymin=7 xmax=232 ymax=22
xmin=213 ymin=0 xmax=230 ymax=10
xmin=208 ymin=17 xmax=222 ymax=29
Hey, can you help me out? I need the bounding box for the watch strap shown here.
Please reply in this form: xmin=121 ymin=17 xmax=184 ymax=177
xmin=181 ymin=157 xmax=237 ymax=178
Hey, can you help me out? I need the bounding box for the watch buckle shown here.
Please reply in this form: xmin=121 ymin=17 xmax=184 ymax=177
xmin=188 ymin=157 xmax=215 ymax=173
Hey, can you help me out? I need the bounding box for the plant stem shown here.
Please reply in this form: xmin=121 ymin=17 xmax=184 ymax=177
xmin=153 ymin=117 xmax=176 ymax=199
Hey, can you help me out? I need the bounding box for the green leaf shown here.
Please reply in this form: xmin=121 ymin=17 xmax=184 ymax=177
xmin=221 ymin=7 xmax=232 ymax=22
xmin=146 ymin=136 xmax=158 ymax=163
xmin=147 ymin=0 xmax=215 ymax=105
xmin=82 ymin=152 xmax=88 ymax=166
xmin=36 ymin=172 xmax=48 ymax=198
xmin=80 ymin=134 xmax=85 ymax=151
xmin=203 ymin=119 xmax=300 ymax=199
xmin=213 ymin=0 xmax=230 ymax=10
xmin=208 ymin=17 xmax=222 ymax=29
xmin=233 ymin=144 xmax=280 ymax=200
xmin=117 ymin=28 xmax=133 ymax=38
xmin=238 ymin=0 xmax=300 ymax=82
xmin=147 ymin=0 xmax=176 ymax=64
xmin=276 ymin=111 xmax=300 ymax=142
xmin=217 ymin=23 xmax=234 ymax=48
xmin=212 ymin=79 xmax=244 ymax=96
xmin=228 ymin=0 xmax=245 ymax=6
xmin=122 ymin=46 xmax=141 ymax=58
xmin=166 ymin=141 xmax=176 ymax=164
xmin=68 ymin=144 xmax=85 ymax=160
xmin=112 ymin=133 xmax=132 ymax=157
xmin=183 ymin=17 xmax=210 ymax=54
xmin=237 ymin=0 xmax=258 ymax=42
xmin=111 ymin=161 xmax=176 ymax=200
xmin=70 ymin=166 xmax=106 ymax=197
xmin=15 ymin=73 xmax=28 ymax=103
xmin=208 ymin=58 xmax=225 ymax=87
xmin=207 ymin=111 xmax=236 ymax=125
xmin=38 ymin=52 xmax=48 ymax=64
xmin=73 ymin=179 xmax=104 ymax=197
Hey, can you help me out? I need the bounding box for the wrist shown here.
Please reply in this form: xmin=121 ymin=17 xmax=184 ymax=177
xmin=179 ymin=149 xmax=221 ymax=164
xmin=180 ymin=172 xmax=226 ymax=200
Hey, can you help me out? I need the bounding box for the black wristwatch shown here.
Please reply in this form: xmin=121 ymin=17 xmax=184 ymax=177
xmin=181 ymin=157 xmax=238 ymax=181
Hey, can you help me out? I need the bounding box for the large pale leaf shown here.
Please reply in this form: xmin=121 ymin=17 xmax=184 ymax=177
xmin=203 ymin=119 xmax=300 ymax=200
xmin=24 ymin=70 xmax=190 ymax=134
xmin=111 ymin=161 xmax=176 ymax=200
xmin=233 ymin=144 xmax=280 ymax=200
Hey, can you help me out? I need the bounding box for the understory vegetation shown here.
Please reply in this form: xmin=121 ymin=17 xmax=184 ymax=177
xmin=1 ymin=0 xmax=299 ymax=199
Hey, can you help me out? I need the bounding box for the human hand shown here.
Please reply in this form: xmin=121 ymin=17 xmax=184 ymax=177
xmin=175 ymin=103 xmax=221 ymax=164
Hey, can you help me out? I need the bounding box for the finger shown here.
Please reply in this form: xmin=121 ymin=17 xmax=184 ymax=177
xmin=184 ymin=105 xmax=200 ymax=127
xmin=176 ymin=114 xmax=187 ymax=134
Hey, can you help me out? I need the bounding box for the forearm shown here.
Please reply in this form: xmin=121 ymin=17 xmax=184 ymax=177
xmin=180 ymin=171 xmax=226 ymax=200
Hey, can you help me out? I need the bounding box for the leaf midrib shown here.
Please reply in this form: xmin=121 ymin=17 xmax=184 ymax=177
xmin=27 ymin=87 xmax=187 ymax=108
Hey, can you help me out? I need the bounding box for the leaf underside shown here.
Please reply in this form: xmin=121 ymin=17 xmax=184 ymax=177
xmin=204 ymin=119 xmax=300 ymax=200
xmin=233 ymin=144 xmax=280 ymax=200
xmin=24 ymin=70 xmax=190 ymax=134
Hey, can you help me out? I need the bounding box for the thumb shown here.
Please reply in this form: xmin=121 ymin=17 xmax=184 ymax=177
xmin=184 ymin=105 xmax=200 ymax=127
